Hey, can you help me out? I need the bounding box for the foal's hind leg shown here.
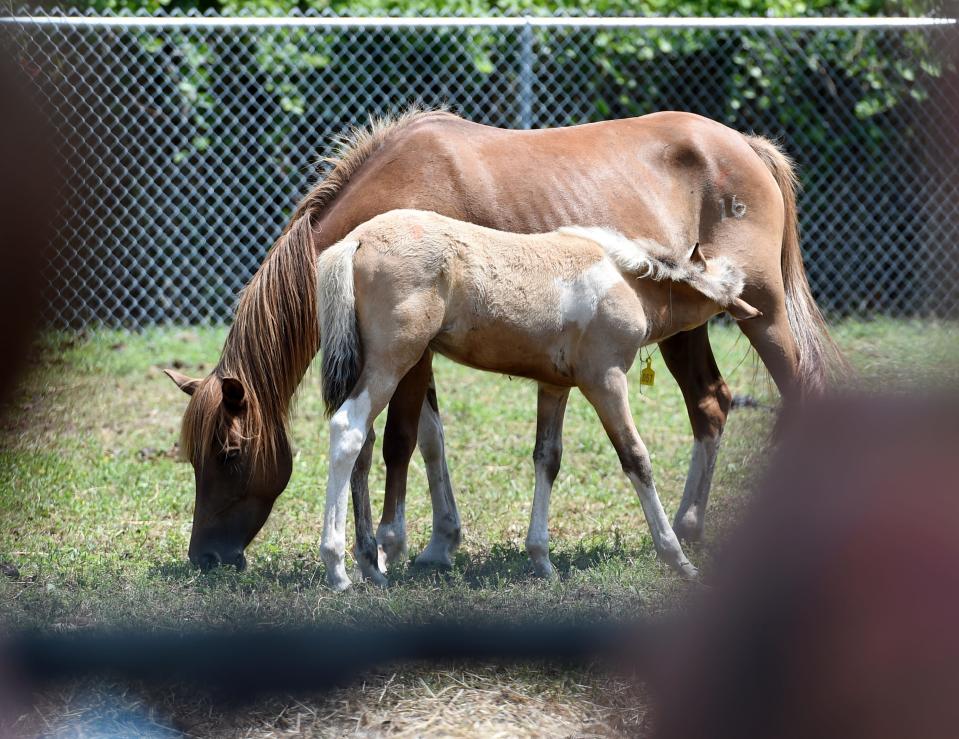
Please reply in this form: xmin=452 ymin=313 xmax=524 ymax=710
xmin=581 ymin=369 xmax=698 ymax=580
xmin=377 ymin=356 xmax=462 ymax=570
xmin=322 ymin=363 xmax=419 ymax=591
xmin=526 ymin=384 xmax=570 ymax=579
xmin=350 ymin=431 xmax=387 ymax=587
xmin=660 ymin=326 xmax=732 ymax=544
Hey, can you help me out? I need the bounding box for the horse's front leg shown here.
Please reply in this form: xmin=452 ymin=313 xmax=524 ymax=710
xmin=377 ymin=352 xmax=432 ymax=566
xmin=526 ymin=384 xmax=570 ymax=579
xmin=659 ymin=326 xmax=732 ymax=544
xmin=350 ymin=430 xmax=387 ymax=586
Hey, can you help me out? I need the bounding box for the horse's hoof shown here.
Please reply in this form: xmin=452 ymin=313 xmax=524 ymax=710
xmin=673 ymin=514 xmax=705 ymax=544
xmin=362 ymin=567 xmax=389 ymax=588
xmin=376 ymin=526 xmax=408 ymax=566
xmin=413 ymin=545 xmax=454 ymax=570
xmin=678 ymin=562 xmax=700 ymax=582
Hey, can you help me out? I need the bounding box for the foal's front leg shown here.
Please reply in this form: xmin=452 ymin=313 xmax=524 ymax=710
xmin=526 ymin=384 xmax=570 ymax=579
xmin=581 ymin=369 xmax=698 ymax=580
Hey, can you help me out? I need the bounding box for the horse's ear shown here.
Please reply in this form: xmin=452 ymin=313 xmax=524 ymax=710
xmin=728 ymin=297 xmax=762 ymax=321
xmin=688 ymin=242 xmax=707 ymax=267
xmin=164 ymin=368 xmax=201 ymax=396
xmin=221 ymin=376 xmax=246 ymax=414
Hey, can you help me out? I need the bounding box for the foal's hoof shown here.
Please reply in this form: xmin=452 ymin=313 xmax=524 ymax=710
xmin=326 ymin=571 xmax=353 ymax=592
xmin=678 ymin=561 xmax=701 ymax=582
xmin=532 ymin=560 xmax=558 ymax=580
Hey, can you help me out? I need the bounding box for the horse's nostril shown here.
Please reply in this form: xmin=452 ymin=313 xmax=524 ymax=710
xmin=198 ymin=551 xmax=221 ymax=570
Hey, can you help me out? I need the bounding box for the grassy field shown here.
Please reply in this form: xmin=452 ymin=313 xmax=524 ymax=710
xmin=1 ymin=319 xmax=956 ymax=737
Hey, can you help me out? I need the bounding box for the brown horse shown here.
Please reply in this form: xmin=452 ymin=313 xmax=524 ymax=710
xmin=165 ymin=108 xmax=841 ymax=575
xmin=317 ymin=210 xmax=762 ymax=589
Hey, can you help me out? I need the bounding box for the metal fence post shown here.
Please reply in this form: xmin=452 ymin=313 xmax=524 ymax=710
xmin=518 ymin=16 xmax=533 ymax=129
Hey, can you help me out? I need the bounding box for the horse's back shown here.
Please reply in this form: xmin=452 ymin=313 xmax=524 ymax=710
xmin=341 ymin=111 xmax=781 ymax=258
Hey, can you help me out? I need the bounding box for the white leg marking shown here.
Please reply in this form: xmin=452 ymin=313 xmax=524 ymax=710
xmin=414 ymin=392 xmax=461 ymax=568
xmin=626 ymin=470 xmax=699 ymax=581
xmin=526 ymin=454 xmax=559 ymax=579
xmin=525 ymin=387 xmax=567 ymax=580
xmin=376 ymin=501 xmax=407 ymax=566
xmin=673 ymin=435 xmax=721 ymax=543
xmin=321 ymin=391 xmax=371 ymax=591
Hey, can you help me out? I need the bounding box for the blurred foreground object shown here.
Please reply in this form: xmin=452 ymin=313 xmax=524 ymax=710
xmin=649 ymin=392 xmax=959 ymax=739
xmin=0 ymin=46 xmax=56 ymax=404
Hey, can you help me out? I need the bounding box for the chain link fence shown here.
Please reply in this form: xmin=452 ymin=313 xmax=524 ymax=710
xmin=3 ymin=10 xmax=958 ymax=327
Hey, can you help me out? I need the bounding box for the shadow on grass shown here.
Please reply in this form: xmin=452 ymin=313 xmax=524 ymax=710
xmin=148 ymin=537 xmax=642 ymax=593
xmin=148 ymin=557 xmax=329 ymax=593
xmin=396 ymin=537 xmax=641 ymax=589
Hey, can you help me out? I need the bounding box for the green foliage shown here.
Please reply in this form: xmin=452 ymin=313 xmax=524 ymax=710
xmin=50 ymin=0 xmax=953 ymax=194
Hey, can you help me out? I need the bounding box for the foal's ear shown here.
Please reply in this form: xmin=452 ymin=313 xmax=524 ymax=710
xmin=728 ymin=297 xmax=763 ymax=321
xmin=688 ymin=242 xmax=707 ymax=267
xmin=164 ymin=368 xmax=201 ymax=396
xmin=220 ymin=376 xmax=247 ymax=414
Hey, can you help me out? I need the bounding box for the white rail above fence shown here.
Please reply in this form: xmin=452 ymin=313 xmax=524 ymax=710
xmin=0 ymin=15 xmax=955 ymax=30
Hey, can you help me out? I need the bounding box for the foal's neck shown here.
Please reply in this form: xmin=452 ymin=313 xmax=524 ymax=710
xmin=633 ymin=279 xmax=718 ymax=344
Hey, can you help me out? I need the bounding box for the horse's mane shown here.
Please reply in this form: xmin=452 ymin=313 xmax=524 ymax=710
xmin=181 ymin=106 xmax=455 ymax=473
xmin=559 ymin=226 xmax=746 ymax=306
xmin=288 ymin=105 xmax=455 ymax=228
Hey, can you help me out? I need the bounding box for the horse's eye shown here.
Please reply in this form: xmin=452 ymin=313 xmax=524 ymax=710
xmin=223 ymin=449 xmax=240 ymax=463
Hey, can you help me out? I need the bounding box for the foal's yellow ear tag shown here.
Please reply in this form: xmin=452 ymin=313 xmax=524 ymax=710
xmin=640 ymin=358 xmax=656 ymax=387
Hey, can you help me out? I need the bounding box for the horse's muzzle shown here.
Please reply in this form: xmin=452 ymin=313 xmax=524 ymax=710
xmin=192 ymin=549 xmax=247 ymax=572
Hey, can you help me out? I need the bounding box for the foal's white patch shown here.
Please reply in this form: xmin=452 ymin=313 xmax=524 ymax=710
xmin=555 ymin=257 xmax=623 ymax=329
xmin=330 ymin=389 xmax=371 ymax=463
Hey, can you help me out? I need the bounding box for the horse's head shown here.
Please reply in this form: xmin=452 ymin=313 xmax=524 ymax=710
xmin=165 ymin=368 xmax=292 ymax=571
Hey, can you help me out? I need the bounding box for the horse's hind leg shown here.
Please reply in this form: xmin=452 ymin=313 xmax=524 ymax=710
xmin=581 ymin=368 xmax=698 ymax=580
xmin=735 ymin=296 xmax=801 ymax=405
xmin=660 ymin=326 xmax=732 ymax=544
xmin=414 ymin=372 xmax=462 ymax=568
xmin=526 ymin=384 xmax=570 ymax=579
xmin=377 ymin=352 xmax=432 ymax=566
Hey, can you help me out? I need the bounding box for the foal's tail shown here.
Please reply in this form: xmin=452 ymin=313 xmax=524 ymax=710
xmin=318 ymin=238 xmax=362 ymax=415
xmin=746 ymin=135 xmax=847 ymax=393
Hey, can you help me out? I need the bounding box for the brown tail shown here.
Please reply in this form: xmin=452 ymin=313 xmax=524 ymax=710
xmin=746 ymin=135 xmax=847 ymax=393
